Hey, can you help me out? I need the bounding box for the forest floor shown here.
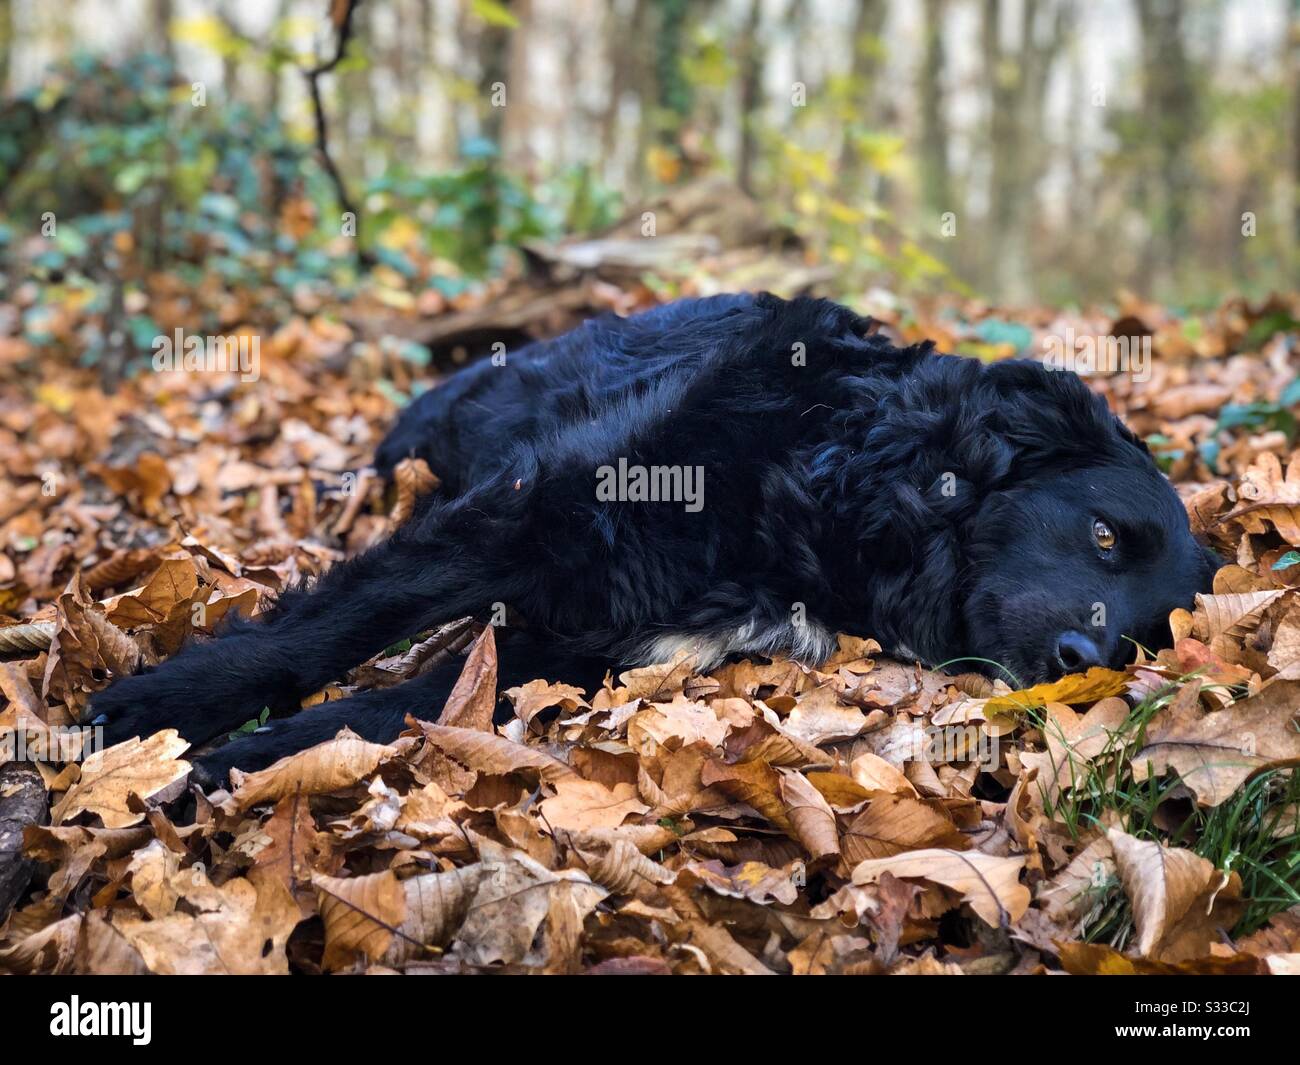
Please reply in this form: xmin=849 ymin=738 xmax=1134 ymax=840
xmin=2 ymin=249 xmax=1300 ymax=973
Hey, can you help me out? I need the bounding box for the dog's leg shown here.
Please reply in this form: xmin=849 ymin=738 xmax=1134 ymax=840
xmin=191 ymin=631 xmax=614 ymax=784
xmin=90 ymin=466 xmax=541 ymax=748
xmin=191 ymin=666 xmax=454 ymax=786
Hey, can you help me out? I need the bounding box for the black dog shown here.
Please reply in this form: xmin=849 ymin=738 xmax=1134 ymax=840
xmin=90 ymin=293 xmax=1217 ymax=780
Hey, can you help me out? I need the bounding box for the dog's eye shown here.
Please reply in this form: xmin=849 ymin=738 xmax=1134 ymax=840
xmin=1092 ymin=519 xmax=1117 ymax=551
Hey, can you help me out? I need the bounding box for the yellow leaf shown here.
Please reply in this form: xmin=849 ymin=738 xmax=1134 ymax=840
xmin=985 ymin=666 xmax=1129 ymax=720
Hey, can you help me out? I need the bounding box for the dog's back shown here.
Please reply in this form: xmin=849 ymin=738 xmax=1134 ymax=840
xmin=374 ymin=293 xmax=882 ymax=493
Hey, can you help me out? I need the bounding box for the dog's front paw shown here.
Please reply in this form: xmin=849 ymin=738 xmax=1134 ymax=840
xmin=86 ymin=671 xmax=178 ymax=746
xmin=88 ymin=639 xmax=271 ymax=749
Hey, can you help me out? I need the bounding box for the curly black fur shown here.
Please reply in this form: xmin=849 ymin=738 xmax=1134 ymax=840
xmin=90 ymin=293 xmax=1218 ymax=781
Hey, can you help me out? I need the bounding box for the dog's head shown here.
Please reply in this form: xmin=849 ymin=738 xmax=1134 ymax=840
xmin=955 ymin=361 xmax=1219 ymax=685
xmin=960 ymin=463 xmax=1219 ymax=685
xmin=818 ymin=351 xmax=1220 ymax=685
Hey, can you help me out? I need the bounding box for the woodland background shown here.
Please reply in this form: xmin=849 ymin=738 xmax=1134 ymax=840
xmin=0 ymin=0 xmax=1297 ymax=309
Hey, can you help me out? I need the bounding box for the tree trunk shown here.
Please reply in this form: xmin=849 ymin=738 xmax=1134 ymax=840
xmin=919 ymin=0 xmax=952 ymax=222
xmin=838 ymin=0 xmax=888 ymax=195
xmin=1136 ymin=0 xmax=1198 ymax=294
xmin=736 ymin=0 xmax=764 ymax=195
xmin=0 ymin=0 xmax=11 ymax=96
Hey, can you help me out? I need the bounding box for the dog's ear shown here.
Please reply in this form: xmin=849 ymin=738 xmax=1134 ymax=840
xmin=982 ymin=360 xmax=1149 ymax=477
xmin=805 ymin=428 xmax=979 ymax=662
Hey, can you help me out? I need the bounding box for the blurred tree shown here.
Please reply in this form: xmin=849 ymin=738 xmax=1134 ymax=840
xmin=736 ymin=0 xmax=763 ymax=194
xmin=1290 ymin=0 xmax=1300 ymax=247
xmin=837 ymin=0 xmax=887 ymax=197
xmin=981 ymin=0 xmax=1073 ymax=302
xmin=919 ymin=0 xmax=952 ymax=223
xmin=0 ymin=0 xmax=11 ymax=93
xmin=0 ymin=0 xmax=1294 ymax=305
xmin=1136 ymin=0 xmax=1199 ymax=291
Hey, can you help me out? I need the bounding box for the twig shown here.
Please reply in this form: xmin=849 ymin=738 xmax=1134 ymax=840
xmin=301 ymin=0 xmax=373 ymax=266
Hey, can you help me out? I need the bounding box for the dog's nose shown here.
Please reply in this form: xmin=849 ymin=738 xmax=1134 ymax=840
xmin=1054 ymin=630 xmax=1104 ymax=674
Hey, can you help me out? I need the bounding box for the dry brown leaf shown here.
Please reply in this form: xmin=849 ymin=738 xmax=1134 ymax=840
xmin=40 ymin=576 xmax=122 ymax=717
xmin=1133 ymin=678 xmax=1300 ymax=806
xmin=0 ymin=914 xmax=82 ymax=974
xmin=699 ymin=757 xmax=792 ymax=833
xmin=1035 ymin=835 xmax=1115 ymax=929
xmin=1194 ymin=589 xmax=1284 ymax=660
xmin=618 ymin=652 xmax=698 ymax=701
xmin=723 ymin=716 xmax=835 ymax=768
xmin=849 ymin=751 xmax=918 ymax=796
xmin=1018 ymin=697 xmax=1131 ymax=807
xmin=627 ymin=694 xmax=728 ymax=750
xmin=573 ymin=837 xmax=674 ymax=894
xmin=783 ymin=682 xmax=870 ymax=745
xmin=850 ymin=848 xmax=1029 ymax=927
xmin=115 ymin=873 xmax=301 ymax=974
xmin=778 ymin=769 xmax=840 ymax=860
xmin=314 ymin=869 xmax=407 ymax=969
xmin=502 ymin=678 xmax=590 ymax=726
xmin=252 ymin=793 xmax=334 ymax=907
xmin=390 ymin=457 xmax=441 ymax=526
xmin=841 ymin=794 xmax=967 ymax=864
xmin=805 ymin=770 xmax=873 ymax=809
xmin=1107 ymin=827 xmax=1242 ymax=962
xmin=51 ymin=730 xmax=190 ymax=829
xmin=681 ymin=919 xmax=774 ymax=975
xmin=453 ymin=837 xmax=606 ymax=967
xmin=229 ymin=729 xmax=397 ymax=806
xmin=315 ymin=865 xmax=484 ymax=969
xmin=677 ymin=858 xmax=800 ymax=904
xmin=104 ymin=556 xmax=203 ymax=656
xmin=1224 ymin=450 xmax=1300 ymax=544
xmin=536 ymin=778 xmax=648 ymax=830
xmin=1266 ymin=607 xmax=1300 ymax=675
xmin=436 ymin=625 xmax=498 ymax=730
xmin=126 ymin=839 xmax=183 ymax=919
xmin=413 ymin=720 xmax=576 ymax=782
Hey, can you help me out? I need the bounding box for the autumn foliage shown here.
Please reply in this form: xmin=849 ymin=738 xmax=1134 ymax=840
xmin=3 ymin=286 xmax=1300 ymax=974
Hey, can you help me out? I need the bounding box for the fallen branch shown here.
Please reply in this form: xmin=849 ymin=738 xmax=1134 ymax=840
xmin=0 ymin=763 xmax=48 ymax=923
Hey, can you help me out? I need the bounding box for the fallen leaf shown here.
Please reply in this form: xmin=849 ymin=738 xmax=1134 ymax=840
xmin=229 ymin=729 xmax=398 ymax=806
xmin=1133 ymin=678 xmax=1300 ymax=805
xmin=536 ymin=778 xmax=648 ymax=830
xmin=51 ymin=730 xmax=191 ymax=829
xmin=841 ymin=794 xmax=967 ymax=863
xmin=437 ymin=625 xmax=498 ymax=730
xmin=1107 ymin=827 xmax=1242 ymax=962
xmin=985 ymin=667 xmax=1129 ymax=720
xmin=412 ymin=720 xmax=576 ymax=782
xmin=851 ymin=848 xmax=1029 ymax=927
